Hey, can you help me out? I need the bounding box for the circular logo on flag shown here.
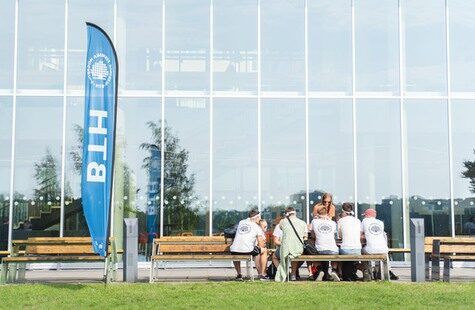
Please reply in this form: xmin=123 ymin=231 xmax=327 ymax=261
xmin=87 ymin=52 xmax=112 ymax=89
xmin=368 ymin=223 xmax=383 ymax=235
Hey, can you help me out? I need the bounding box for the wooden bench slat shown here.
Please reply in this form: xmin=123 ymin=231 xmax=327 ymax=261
xmin=2 ymin=255 xmax=105 ymax=262
xmin=432 ymin=245 xmax=475 ymax=254
xmin=25 ymin=245 xmax=95 ymax=255
xmin=159 ymin=244 xmax=230 ymax=253
xmin=155 ymin=236 xmax=225 ymax=244
xmin=388 ymin=248 xmax=410 ymax=253
xmin=444 ymin=255 xmax=475 ymax=261
xmin=152 ymin=254 xmax=249 ymax=260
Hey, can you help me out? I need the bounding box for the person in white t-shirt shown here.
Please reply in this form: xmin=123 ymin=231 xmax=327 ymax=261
xmin=337 ymin=203 xmax=362 ymax=281
xmin=338 ymin=203 xmax=362 ymax=255
xmin=230 ymin=210 xmax=268 ymax=281
xmin=311 ymin=207 xmax=340 ymax=281
xmin=271 ymin=220 xmax=283 ymax=268
xmin=360 ymin=208 xmax=399 ymax=280
xmin=361 ymin=208 xmax=388 ymax=255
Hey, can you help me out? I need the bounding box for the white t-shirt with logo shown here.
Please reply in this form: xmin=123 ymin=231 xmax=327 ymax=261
xmin=311 ymin=218 xmax=338 ymax=252
xmin=230 ymin=218 xmax=264 ymax=253
xmin=361 ymin=217 xmax=388 ymax=254
xmin=338 ymin=216 xmax=362 ymax=250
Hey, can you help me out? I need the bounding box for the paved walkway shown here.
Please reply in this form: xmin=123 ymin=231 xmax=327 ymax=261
xmin=17 ymin=266 xmax=475 ymax=284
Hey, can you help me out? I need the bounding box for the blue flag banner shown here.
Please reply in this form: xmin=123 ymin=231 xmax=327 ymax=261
xmin=147 ymin=145 xmax=161 ymax=242
xmin=82 ymin=23 xmax=118 ymax=257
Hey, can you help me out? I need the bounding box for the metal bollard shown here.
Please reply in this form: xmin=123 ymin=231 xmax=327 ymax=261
xmin=123 ymin=218 xmax=138 ymax=283
xmin=410 ymin=218 xmax=425 ymax=282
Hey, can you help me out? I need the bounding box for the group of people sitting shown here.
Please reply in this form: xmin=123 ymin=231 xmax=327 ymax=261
xmin=229 ymin=193 xmax=397 ymax=282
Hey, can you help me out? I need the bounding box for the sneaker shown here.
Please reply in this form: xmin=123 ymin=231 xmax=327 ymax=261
xmin=389 ymin=271 xmax=399 ymax=281
xmin=235 ymin=274 xmax=243 ymax=281
xmin=259 ymin=275 xmax=270 ymax=281
xmin=330 ymin=269 xmax=340 ymax=282
xmin=316 ymin=270 xmax=324 ymax=281
xmin=363 ymin=269 xmax=372 ymax=282
xmin=290 ymin=275 xmax=297 ymax=281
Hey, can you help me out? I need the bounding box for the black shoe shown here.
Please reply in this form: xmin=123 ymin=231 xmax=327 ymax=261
xmin=235 ymin=274 xmax=243 ymax=281
xmin=389 ymin=271 xmax=399 ymax=280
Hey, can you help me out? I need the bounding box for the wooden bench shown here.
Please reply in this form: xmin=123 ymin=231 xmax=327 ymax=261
xmin=0 ymin=237 xmax=119 ymax=284
xmin=150 ymin=236 xmax=254 ymax=282
xmin=429 ymin=238 xmax=475 ymax=282
xmin=289 ymin=254 xmax=390 ymax=281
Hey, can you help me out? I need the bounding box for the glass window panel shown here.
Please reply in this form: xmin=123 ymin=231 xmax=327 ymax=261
xmin=261 ymin=99 xmax=305 ymax=224
xmin=0 ymin=0 xmax=15 ymax=90
xmin=261 ymin=0 xmax=304 ymax=93
xmin=114 ymin=98 xmax=162 ymax=256
xmin=213 ymin=0 xmax=257 ymax=93
xmin=63 ymin=97 xmax=86 ymax=237
xmin=449 ymin=1 xmax=475 ymax=93
xmin=356 ymin=99 xmax=403 ymax=248
xmin=355 ymin=0 xmax=399 ymax=94
xmin=308 ymin=0 xmax=352 ymax=94
xmin=212 ymin=98 xmax=258 ymax=234
xmin=117 ymin=0 xmax=162 ymax=91
xmin=68 ymin=0 xmax=114 ymax=92
xmin=165 ymin=0 xmax=210 ymax=92
xmin=308 ymin=99 xmax=353 ymax=218
xmin=403 ymin=0 xmax=447 ymax=94
xmin=163 ymin=98 xmax=209 ymax=236
xmin=0 ymin=97 xmax=12 ymax=250
xmin=404 ymin=99 xmax=450 ymax=236
xmin=451 ymin=100 xmax=475 ymax=235
xmin=17 ymin=0 xmax=65 ymax=90
xmin=13 ymin=97 xmax=62 ymax=240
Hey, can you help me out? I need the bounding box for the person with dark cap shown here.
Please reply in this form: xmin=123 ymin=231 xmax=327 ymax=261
xmin=230 ymin=209 xmax=268 ymax=281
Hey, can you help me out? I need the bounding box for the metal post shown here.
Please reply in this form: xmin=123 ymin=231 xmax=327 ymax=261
xmin=410 ymin=218 xmax=425 ymax=282
xmin=123 ymin=218 xmax=138 ymax=282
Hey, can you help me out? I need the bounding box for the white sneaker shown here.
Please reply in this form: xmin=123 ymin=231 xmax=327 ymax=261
xmin=330 ymin=269 xmax=340 ymax=282
xmin=290 ymin=275 xmax=297 ymax=281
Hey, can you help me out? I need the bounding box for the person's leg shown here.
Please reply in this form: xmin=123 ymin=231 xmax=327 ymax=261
xmin=233 ymin=261 xmax=241 ymax=276
xmin=258 ymin=248 xmax=268 ymax=276
xmin=272 ymin=253 xmax=280 ymax=268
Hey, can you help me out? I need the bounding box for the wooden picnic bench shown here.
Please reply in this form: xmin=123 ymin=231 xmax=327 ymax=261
xmin=429 ymin=238 xmax=475 ymax=282
xmin=0 ymin=237 xmax=119 ymax=284
xmin=150 ymin=236 xmax=254 ymax=282
xmin=289 ymin=254 xmax=390 ymax=281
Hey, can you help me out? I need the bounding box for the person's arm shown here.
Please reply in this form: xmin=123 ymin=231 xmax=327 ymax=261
xmin=257 ymin=235 xmax=266 ymax=248
xmin=273 ymin=235 xmax=281 ymax=246
xmin=329 ymin=205 xmax=336 ymax=220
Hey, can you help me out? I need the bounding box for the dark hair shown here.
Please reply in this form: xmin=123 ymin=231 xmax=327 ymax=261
xmin=342 ymin=202 xmax=354 ymax=213
xmin=285 ymin=206 xmax=295 ymax=213
xmin=248 ymin=209 xmax=260 ymax=218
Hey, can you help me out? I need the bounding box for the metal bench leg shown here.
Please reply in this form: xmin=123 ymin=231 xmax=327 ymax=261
xmin=0 ymin=262 xmax=7 ymax=284
xmin=383 ymin=260 xmax=390 ymax=281
xmin=8 ymin=263 xmax=17 ymax=283
xmin=443 ymin=258 xmax=451 ymax=282
xmin=149 ymin=261 xmax=154 ymax=283
xmin=246 ymin=258 xmax=254 ymax=281
xmin=431 ymin=257 xmax=440 ymax=281
xmin=104 ymin=257 xmax=110 ymax=284
xmin=17 ymin=263 xmax=26 ymax=282
xmin=425 ymin=254 xmax=431 ymax=281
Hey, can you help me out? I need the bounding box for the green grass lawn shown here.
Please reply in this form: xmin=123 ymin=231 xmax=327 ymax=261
xmin=1 ymin=282 xmax=474 ymax=309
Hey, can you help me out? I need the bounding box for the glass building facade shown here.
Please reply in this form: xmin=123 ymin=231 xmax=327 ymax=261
xmin=1 ymin=0 xmax=475 ymax=259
